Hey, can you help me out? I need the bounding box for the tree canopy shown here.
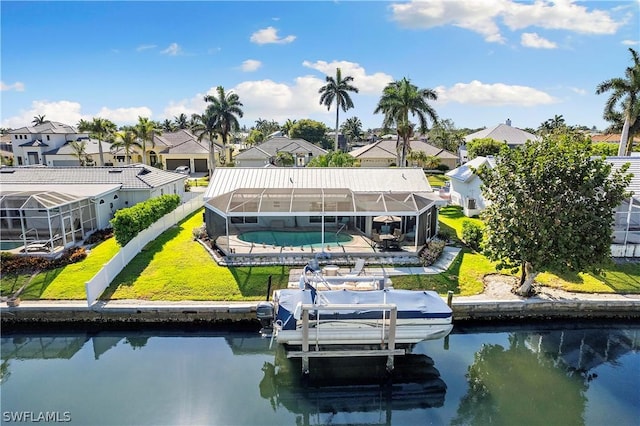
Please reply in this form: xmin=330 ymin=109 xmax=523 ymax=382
xmin=307 ymin=151 xmax=356 ymax=167
xmin=467 ymin=138 xmax=507 ymax=160
xmin=289 ymin=119 xmax=332 ymax=149
xmin=477 ymin=133 xmax=632 ymax=296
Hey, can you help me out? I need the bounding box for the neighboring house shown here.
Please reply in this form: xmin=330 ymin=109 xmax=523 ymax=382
xmin=349 ymin=139 xmax=458 ymax=170
xmin=0 ymin=134 xmax=13 ymax=165
xmin=459 ymin=119 xmax=539 ymax=163
xmin=607 ymin=157 xmax=640 ymax=257
xmin=203 ymin=167 xmax=443 ymax=256
xmin=234 ymin=137 xmax=327 ymax=167
xmin=0 ymin=165 xmax=187 ymax=253
xmin=151 ymin=129 xmax=230 ymax=173
xmin=9 ymin=121 xmax=89 ymax=166
xmin=445 ymin=156 xmax=497 ymax=217
xmin=591 ymin=134 xmax=622 ymax=143
xmin=44 ymin=138 xmax=115 ymax=166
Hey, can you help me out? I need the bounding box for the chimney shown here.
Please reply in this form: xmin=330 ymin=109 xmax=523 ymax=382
xmin=506 ymin=118 xmax=511 ymax=126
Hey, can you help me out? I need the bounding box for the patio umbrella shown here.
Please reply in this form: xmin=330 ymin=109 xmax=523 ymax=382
xmin=373 ymin=215 xmax=401 ymax=224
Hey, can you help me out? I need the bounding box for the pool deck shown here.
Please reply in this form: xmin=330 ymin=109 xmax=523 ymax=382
xmin=2 ymin=247 xmax=639 ymax=324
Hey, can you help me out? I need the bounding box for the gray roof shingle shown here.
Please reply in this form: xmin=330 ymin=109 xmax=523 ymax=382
xmin=235 ymin=137 xmax=327 ymax=160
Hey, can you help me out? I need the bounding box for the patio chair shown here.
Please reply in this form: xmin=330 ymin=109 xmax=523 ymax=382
xmin=341 ymin=258 xmax=366 ymax=277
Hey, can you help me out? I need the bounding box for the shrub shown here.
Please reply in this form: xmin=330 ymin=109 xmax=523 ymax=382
xmin=192 ymin=225 xmax=207 ymax=240
xmin=419 ymin=238 xmax=446 ymax=266
xmin=110 ymin=194 xmax=181 ymax=246
xmin=436 ymin=164 xmax=450 ymax=172
xmin=84 ymin=228 xmax=114 ymax=245
xmin=461 ymin=220 xmax=484 ymax=252
xmin=0 ymin=247 xmax=86 ymax=275
xmin=436 ymin=229 xmax=452 ymax=243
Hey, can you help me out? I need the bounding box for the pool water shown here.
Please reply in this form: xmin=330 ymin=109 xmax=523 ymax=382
xmin=0 ymin=241 xmax=23 ymax=251
xmin=239 ymin=230 xmax=352 ymax=248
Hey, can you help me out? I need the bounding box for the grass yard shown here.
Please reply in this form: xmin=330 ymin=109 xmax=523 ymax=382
xmin=427 ymin=174 xmax=449 ymax=188
xmin=101 ymin=209 xmax=290 ymax=301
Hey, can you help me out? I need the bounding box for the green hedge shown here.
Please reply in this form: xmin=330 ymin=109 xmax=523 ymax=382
xmin=111 ymin=194 xmax=181 ymax=246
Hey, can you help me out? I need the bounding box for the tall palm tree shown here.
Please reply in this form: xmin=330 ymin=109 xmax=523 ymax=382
xmin=161 ymin=119 xmax=176 ymax=132
xmin=596 ymin=47 xmax=640 ymax=156
xmin=174 ymin=113 xmax=189 ymax=129
xmin=133 ymin=117 xmax=160 ymax=165
xmin=111 ymin=130 xmax=142 ymax=165
xmin=69 ymin=140 xmax=87 ymax=166
xmin=32 ymin=114 xmax=47 ymax=125
xmin=77 ymin=117 xmax=117 ymax=166
xmin=374 ymin=77 xmax=439 ymax=167
xmin=319 ymin=68 xmax=359 ymax=152
xmin=192 ymin=110 xmax=220 ymax=176
xmin=282 ymin=119 xmax=297 ymax=137
xmin=203 ymin=86 xmax=244 ymax=161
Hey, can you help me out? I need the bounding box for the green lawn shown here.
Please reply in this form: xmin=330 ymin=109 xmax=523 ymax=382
xmin=427 ymin=174 xmax=449 ymax=188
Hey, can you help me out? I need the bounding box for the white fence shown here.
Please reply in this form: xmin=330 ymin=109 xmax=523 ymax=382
xmin=85 ymin=193 xmax=204 ymax=305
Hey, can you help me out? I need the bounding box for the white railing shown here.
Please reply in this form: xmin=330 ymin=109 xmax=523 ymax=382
xmin=85 ymin=194 xmax=204 ymax=305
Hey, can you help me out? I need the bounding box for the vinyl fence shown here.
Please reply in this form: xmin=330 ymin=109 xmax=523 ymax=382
xmin=85 ymin=193 xmax=204 ymax=305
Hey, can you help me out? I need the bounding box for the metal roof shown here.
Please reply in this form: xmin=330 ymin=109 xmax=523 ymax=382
xmin=605 ymin=156 xmax=640 ymax=200
xmin=234 ymin=137 xmax=327 ymax=160
xmin=464 ymin=123 xmax=540 ymax=146
xmin=204 ymin=167 xmax=433 ymax=199
xmin=446 ymin=156 xmax=497 ymax=182
xmin=350 ymin=139 xmax=457 ymax=160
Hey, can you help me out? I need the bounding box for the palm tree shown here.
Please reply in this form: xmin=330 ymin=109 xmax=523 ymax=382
xmin=340 ymin=117 xmax=363 ymax=147
xmin=374 ymin=78 xmax=439 ymax=167
xmin=161 ymin=119 xmax=176 ymax=132
xmin=596 ymin=47 xmax=640 ymax=156
xmin=282 ymin=119 xmax=297 ymax=137
xmin=319 ymin=68 xmax=359 ymax=152
xmin=174 ymin=113 xmax=188 ymax=129
xmin=69 ymin=140 xmax=87 ymax=166
xmin=77 ymin=117 xmax=117 ymax=166
xmin=133 ymin=117 xmax=160 ymax=165
xmin=203 ymin=86 xmax=244 ymax=160
xmin=111 ymin=130 xmax=142 ymax=165
xmin=274 ymin=151 xmax=294 ymax=167
xmin=32 ymin=114 xmax=47 ymax=125
xmin=192 ymin=109 xmax=220 ymax=176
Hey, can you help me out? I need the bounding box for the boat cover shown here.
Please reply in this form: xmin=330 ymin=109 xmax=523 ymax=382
xmin=274 ymin=289 xmax=452 ymax=330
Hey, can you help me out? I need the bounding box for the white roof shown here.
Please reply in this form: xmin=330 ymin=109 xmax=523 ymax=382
xmin=0 ymin=183 xmax=121 ymax=198
xmin=446 ymin=156 xmax=496 ymax=183
xmin=464 ymin=123 xmax=539 ymax=146
xmin=605 ymin=157 xmax=640 ymax=200
xmin=204 ymin=167 xmax=432 ymax=199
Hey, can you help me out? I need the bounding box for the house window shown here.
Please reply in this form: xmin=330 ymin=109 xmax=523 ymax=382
xmin=467 ymin=198 xmax=477 ymax=210
xmin=17 ymin=157 xmax=23 ymax=165
xmin=46 ymin=135 xmax=50 ymax=141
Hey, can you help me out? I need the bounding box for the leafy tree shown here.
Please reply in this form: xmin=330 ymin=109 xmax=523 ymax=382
xmin=319 ymin=68 xmax=359 ymax=151
xmin=477 ymin=133 xmax=631 ymax=296
xmin=467 ymin=138 xmax=507 ymax=159
xmin=374 ymin=77 xmax=438 ymax=167
xmin=591 ymin=142 xmax=619 ymax=157
xmin=428 ymin=118 xmax=465 ymax=153
xmin=307 ymin=151 xmax=356 ymax=167
xmin=133 ymin=117 xmax=160 ymax=165
xmin=245 ymin=129 xmax=265 ymax=146
xmin=77 ymin=117 xmax=117 ymax=166
xmin=111 ymin=130 xmax=142 ymax=165
xmin=282 ymin=119 xmax=297 ymax=137
xmin=538 ymin=114 xmax=567 ymax=135
xmin=204 ymin=86 xmax=244 ymax=151
xmin=191 ymin=109 xmax=220 ymax=176
xmin=340 ymin=116 xmax=363 ymax=146
xmin=289 ymin=119 xmax=332 ymax=149
xmin=32 ymin=114 xmax=47 ymax=125
xmin=254 ymin=118 xmax=281 ymax=138
xmin=596 ymin=48 xmax=640 ymax=156
xmin=273 ymin=151 xmax=294 ymax=166
xmin=407 ymin=150 xmax=440 ymax=169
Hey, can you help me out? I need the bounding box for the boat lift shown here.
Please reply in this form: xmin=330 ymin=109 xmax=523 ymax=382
xmin=285 ymin=302 xmax=405 ymax=375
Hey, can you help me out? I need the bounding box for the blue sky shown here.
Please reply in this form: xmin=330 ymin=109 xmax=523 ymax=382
xmin=1 ymin=1 xmax=638 ymax=132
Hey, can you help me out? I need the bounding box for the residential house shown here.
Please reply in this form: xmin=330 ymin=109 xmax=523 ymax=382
xmin=0 ymin=165 xmax=187 ymax=253
xmin=349 ymin=139 xmax=458 ymax=169
xmin=459 ymin=119 xmax=539 ymax=163
xmin=607 ymin=157 xmax=640 ymax=257
xmin=151 ymin=129 xmax=230 ymax=173
xmin=445 ymin=156 xmax=496 ymax=217
xmin=203 ymin=167 xmax=444 ymax=261
xmin=234 ymin=137 xmax=327 ymax=167
xmin=9 ymin=121 xmax=89 ymax=166
xmin=45 ymin=138 xmax=114 ymax=166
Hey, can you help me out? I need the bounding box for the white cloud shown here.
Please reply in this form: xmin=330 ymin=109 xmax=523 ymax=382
xmin=0 ymin=100 xmax=153 ymax=129
xmin=1 ymin=81 xmax=25 ymax=92
xmin=435 ymin=80 xmax=557 ymax=106
xmin=250 ymin=27 xmax=296 ymax=45
xmin=569 ymin=87 xmax=587 ymax=96
xmin=390 ymin=0 xmax=623 ymax=44
xmin=521 ymin=32 xmax=557 ymax=49
xmin=241 ymin=59 xmax=262 ymax=72
xmin=95 ymin=106 xmax=153 ymax=124
xmin=622 ymin=39 xmax=639 ymax=46
xmin=302 ymin=60 xmax=393 ymax=94
xmin=136 ymin=44 xmax=157 ymax=52
xmin=162 ymin=95 xmax=208 ymax=120
xmin=161 ymin=43 xmax=182 ymax=56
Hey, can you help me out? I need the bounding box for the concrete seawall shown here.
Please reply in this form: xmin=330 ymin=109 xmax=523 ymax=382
xmin=2 ymin=296 xmax=639 ymax=327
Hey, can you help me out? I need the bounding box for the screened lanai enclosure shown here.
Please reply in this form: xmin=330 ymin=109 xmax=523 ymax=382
xmin=0 ymin=191 xmax=98 ymax=254
xmin=204 ymin=187 xmax=440 ymax=264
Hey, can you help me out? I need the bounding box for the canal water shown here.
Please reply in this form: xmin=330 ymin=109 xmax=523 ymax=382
xmin=1 ymin=321 xmax=638 ymax=425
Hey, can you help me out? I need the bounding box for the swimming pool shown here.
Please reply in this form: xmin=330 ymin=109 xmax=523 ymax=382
xmin=0 ymin=241 xmax=23 ymax=251
xmin=238 ymin=230 xmax=352 ymax=248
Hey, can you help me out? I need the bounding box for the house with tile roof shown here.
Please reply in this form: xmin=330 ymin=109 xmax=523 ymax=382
xmin=9 ymin=121 xmax=90 ymax=166
xmin=234 ymin=137 xmax=327 ymax=167
xmin=459 ymin=119 xmax=540 ymax=163
xmin=0 ymin=165 xmax=187 ymax=253
xmin=151 ymin=129 xmax=231 ymax=173
xmin=349 ymin=139 xmax=458 ymax=169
